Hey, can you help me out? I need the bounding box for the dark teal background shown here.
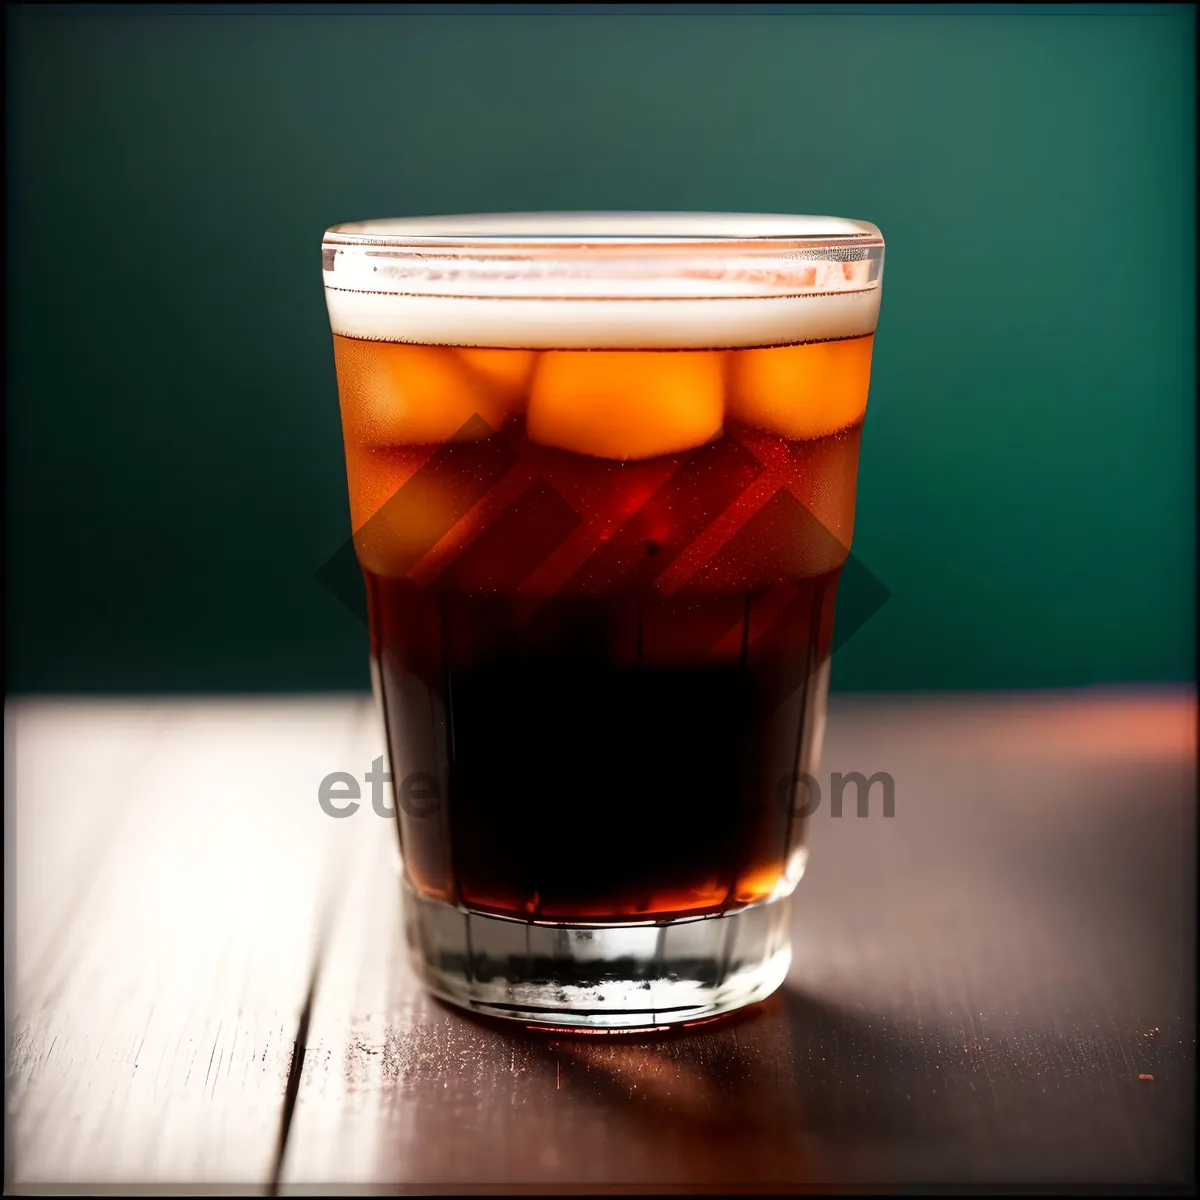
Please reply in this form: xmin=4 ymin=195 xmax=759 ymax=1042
xmin=7 ymin=4 xmax=1195 ymax=693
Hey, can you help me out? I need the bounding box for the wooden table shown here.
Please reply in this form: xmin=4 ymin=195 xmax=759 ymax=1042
xmin=6 ymin=691 xmax=1195 ymax=1194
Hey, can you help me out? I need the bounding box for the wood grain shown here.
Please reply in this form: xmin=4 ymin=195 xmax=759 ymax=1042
xmin=6 ymin=696 xmax=378 ymax=1191
xmin=7 ymin=691 xmax=1195 ymax=1193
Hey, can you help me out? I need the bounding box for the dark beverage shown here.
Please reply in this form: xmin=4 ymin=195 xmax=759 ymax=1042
xmin=324 ymin=212 xmax=884 ymax=1027
xmin=368 ymin=565 xmax=842 ymax=922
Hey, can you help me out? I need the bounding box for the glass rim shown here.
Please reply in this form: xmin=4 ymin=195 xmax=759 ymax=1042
xmin=323 ymin=211 xmax=884 ymax=348
xmin=322 ymin=211 xmax=884 ymax=252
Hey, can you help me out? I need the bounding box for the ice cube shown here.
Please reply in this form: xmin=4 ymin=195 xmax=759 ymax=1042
xmin=726 ymin=335 xmax=873 ymax=441
xmin=526 ymin=350 xmax=725 ymax=461
xmin=334 ymin=338 xmax=514 ymax=446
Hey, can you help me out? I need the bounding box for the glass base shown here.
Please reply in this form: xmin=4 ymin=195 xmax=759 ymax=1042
xmin=402 ymin=881 xmax=792 ymax=1030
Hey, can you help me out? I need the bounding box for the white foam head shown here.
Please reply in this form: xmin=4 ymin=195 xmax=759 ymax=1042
xmin=322 ymin=212 xmax=884 ymax=349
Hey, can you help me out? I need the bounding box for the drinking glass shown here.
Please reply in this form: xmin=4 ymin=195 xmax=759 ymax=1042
xmin=322 ymin=213 xmax=884 ymax=1029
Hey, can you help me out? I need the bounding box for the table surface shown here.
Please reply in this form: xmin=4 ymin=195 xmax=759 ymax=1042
xmin=6 ymin=690 xmax=1196 ymax=1194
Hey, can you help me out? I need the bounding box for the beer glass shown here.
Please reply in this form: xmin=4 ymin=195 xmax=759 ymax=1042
xmin=322 ymin=213 xmax=884 ymax=1028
